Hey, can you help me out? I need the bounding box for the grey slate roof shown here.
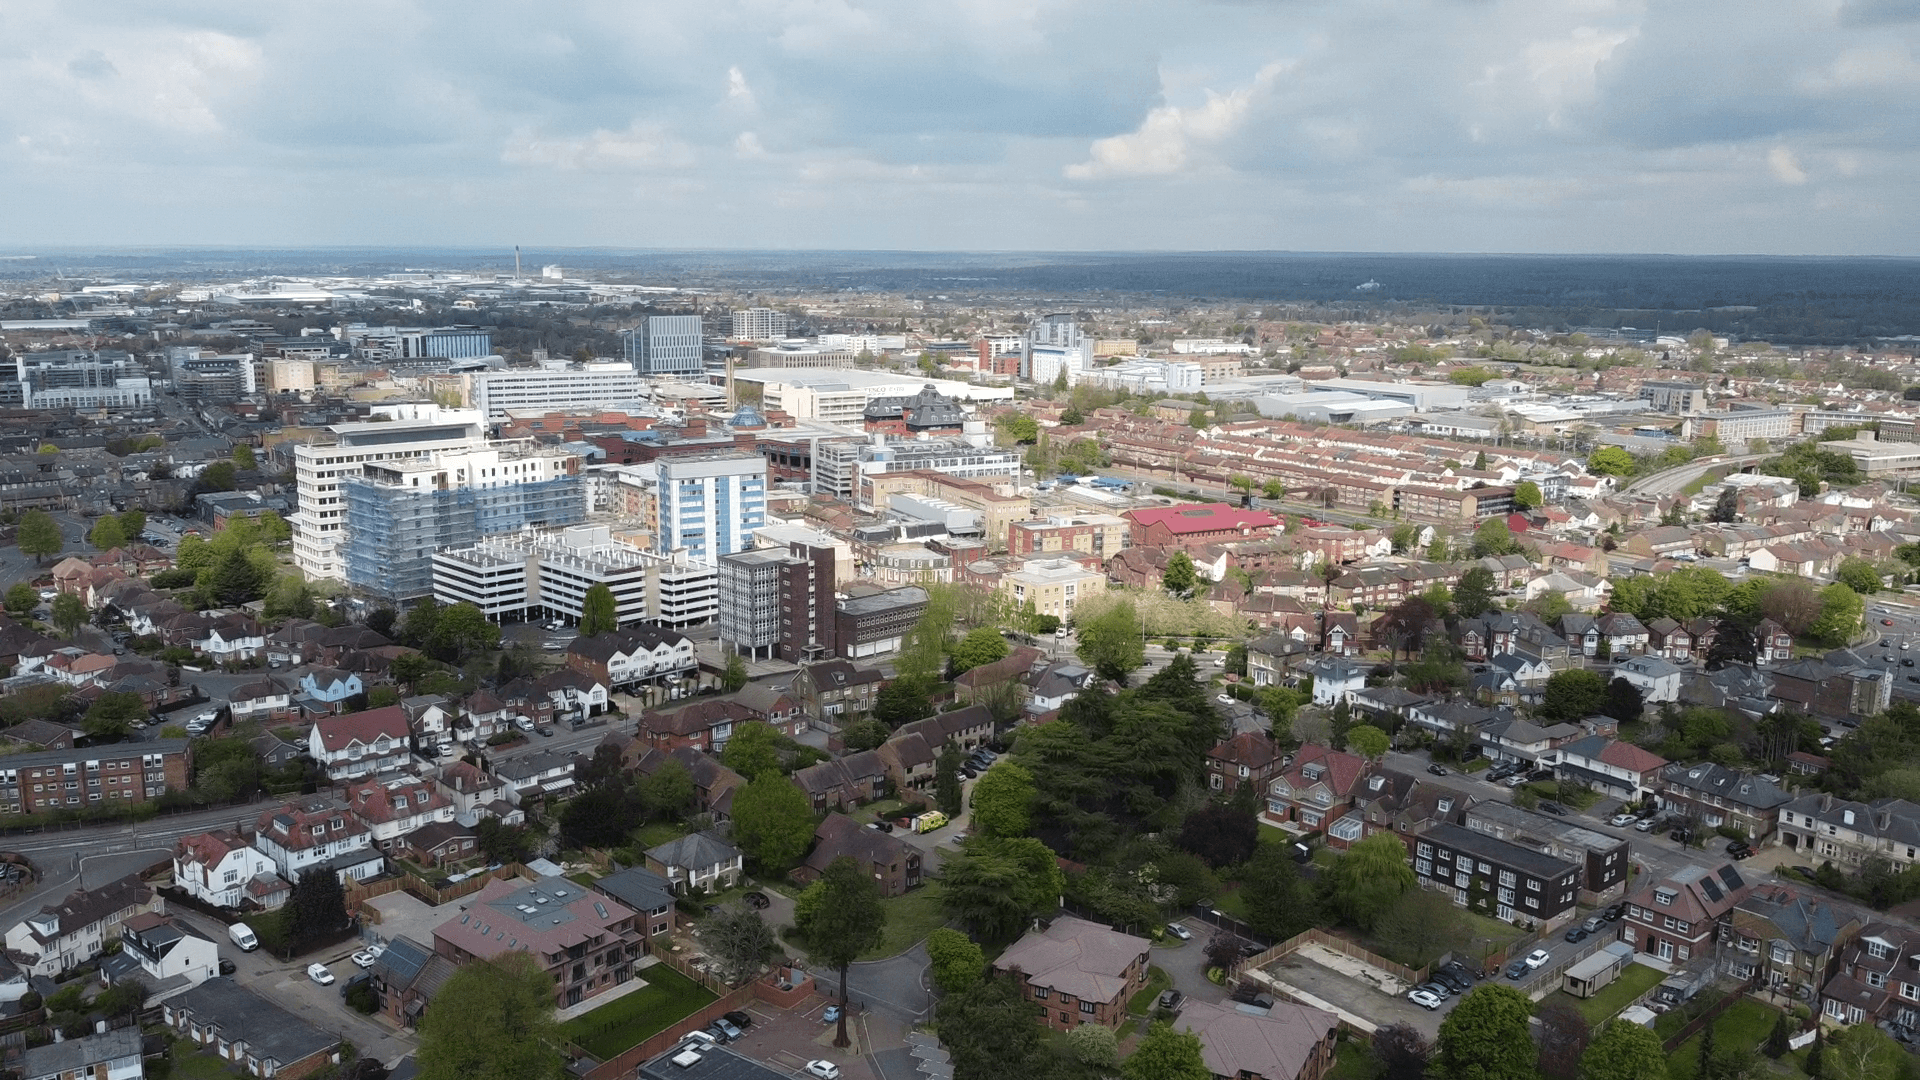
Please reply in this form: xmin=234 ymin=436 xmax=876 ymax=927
xmin=19 ymin=1028 xmax=142 ymax=1080
xmin=1662 ymin=762 xmax=1793 ymax=812
xmin=593 ymin=866 xmax=675 ymax=915
xmin=168 ymin=977 xmax=337 ymax=1069
xmin=647 ymin=831 xmax=741 ymax=870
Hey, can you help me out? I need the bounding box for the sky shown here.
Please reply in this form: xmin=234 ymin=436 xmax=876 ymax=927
xmin=3 ymin=0 xmax=1920 ymax=255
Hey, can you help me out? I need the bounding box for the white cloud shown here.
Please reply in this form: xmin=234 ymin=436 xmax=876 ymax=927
xmin=1769 ymin=145 xmax=1809 ymax=184
xmin=502 ymin=122 xmax=695 ymax=171
xmin=734 ymin=130 xmax=766 ymax=158
xmin=727 ymin=65 xmax=756 ymax=106
xmin=1066 ymin=61 xmax=1287 ymax=179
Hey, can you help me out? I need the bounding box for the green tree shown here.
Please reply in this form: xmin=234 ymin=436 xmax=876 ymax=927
xmin=935 ymin=740 xmax=965 ymax=816
xmin=1577 ymin=1020 xmax=1667 ymax=1080
xmin=197 ymin=461 xmax=237 ymax=492
xmin=118 ymin=510 xmax=146 ymax=540
xmin=1188 ymin=407 xmax=1209 ymax=429
xmin=1262 ymin=478 xmax=1284 ymax=500
xmin=1390 ymin=523 xmax=1419 ymax=554
xmin=940 ymin=837 xmax=1065 ymax=941
xmin=1454 ymin=566 xmax=1498 ymax=618
xmin=1811 ymin=583 xmax=1866 ymax=647
xmin=701 ymin=905 xmax=777 ymax=985
xmin=729 ymin=774 xmax=815 ymax=871
xmin=1347 ymin=724 xmax=1390 ymax=760
xmin=926 ymin=927 xmax=986 ymax=993
xmin=1470 ymin=518 xmax=1518 ymax=558
xmin=417 ymin=952 xmax=564 ymax=1080
xmin=1602 ymin=678 xmax=1644 ymax=724
xmin=1541 ymin=669 xmax=1608 ymax=722
xmin=1162 ymin=550 xmax=1200 ymax=598
xmin=721 ymin=721 xmax=785 ymax=780
xmin=285 ymin=869 xmax=348 ymax=944
xmin=1586 ymin=446 xmax=1636 ymax=477
xmin=83 ymin=691 xmax=146 ymax=738
xmin=427 ymin=602 xmax=501 ymax=663
xmin=637 ymin=757 xmax=696 ymax=820
xmin=88 ymin=516 xmax=127 ymax=551
xmin=998 ymin=413 xmax=1039 ymax=444
xmin=232 ymin=444 xmax=256 ymax=469
xmin=50 ymin=592 xmax=87 ymax=638
xmin=578 ymin=583 xmax=618 ymax=636
xmin=1836 ymin=558 xmax=1884 ymax=596
xmin=204 ymin=545 xmax=272 ymax=607
xmin=1373 ymin=887 xmax=1471 ymax=968
xmin=1069 ymin=1025 xmax=1121 ymax=1070
xmin=1826 ymin=1022 xmax=1904 ymax=1080
xmin=1711 ymin=486 xmax=1740 ymax=523
xmin=1434 ymin=984 xmax=1537 ymax=1080
xmin=1241 ymin=841 xmax=1318 ymax=942
xmin=968 ymin=761 xmax=1035 ymax=838
xmin=1123 ymin=1021 xmax=1211 ymax=1080
xmin=1327 ymin=832 xmax=1417 ymax=931
xmin=2 ymin=584 xmax=34 ymax=616
xmin=798 ymin=855 xmax=887 ymax=1048
xmin=1512 ymin=481 xmax=1542 ymax=509
xmin=936 ymin=970 xmax=1053 ymax=1080
xmin=948 ymin=626 xmax=1010 ymax=675
xmin=721 ymin=651 xmax=749 ymax=693
xmin=874 ymin=676 xmax=933 ymax=728
xmin=1076 ymin=598 xmax=1146 ymax=684
xmin=15 ymin=510 xmax=61 ymax=563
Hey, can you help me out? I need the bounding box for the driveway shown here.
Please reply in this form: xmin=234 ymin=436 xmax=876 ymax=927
xmin=1152 ymin=924 xmax=1229 ymax=1007
xmin=842 ymin=942 xmax=932 ymax=1021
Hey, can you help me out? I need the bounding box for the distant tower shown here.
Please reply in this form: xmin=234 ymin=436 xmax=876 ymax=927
xmin=514 ymin=246 xmax=522 ymax=281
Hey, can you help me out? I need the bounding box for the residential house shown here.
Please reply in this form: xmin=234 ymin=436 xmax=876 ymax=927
xmin=793 ymin=814 xmax=923 ymax=897
xmin=172 ymin=830 xmax=286 ymax=910
xmin=307 ymin=706 xmax=410 ymax=780
xmin=1619 ymin=863 xmax=1756 ymax=965
xmin=228 ymin=677 xmax=294 ymax=723
xmin=494 ymin=750 xmax=577 ymax=804
xmin=432 ymin=876 xmax=641 ymax=1009
xmin=1613 ymin=655 xmax=1684 ymax=704
xmin=791 ymin=659 xmax=885 ymax=721
xmin=163 ymin=978 xmax=341 ymax=1080
xmin=399 ymin=695 xmax=454 ymax=743
xmin=1555 ymin=736 xmax=1668 ymax=802
xmin=1660 ymin=763 xmax=1792 ymax=843
xmin=99 ymin=911 xmax=221 ymax=1003
xmin=1347 ymin=687 xmax=1431 ymax=732
xmin=1756 ymin=618 xmax=1794 ymax=666
xmin=17 ymin=1029 xmax=145 ymax=1080
xmin=433 ymin=761 xmax=520 ymax=828
xmin=1207 ymin=732 xmax=1286 ymax=795
xmin=790 ymin=751 xmax=887 ymax=811
xmin=293 ymin=667 xmax=362 ymax=712
xmin=1028 ymin=662 xmax=1095 ymax=717
xmin=1646 ymin=617 xmax=1694 ymax=662
xmin=644 ymin=832 xmax=744 ymax=895
xmin=344 ymin=775 xmax=456 ymax=852
xmin=1819 ymin=922 xmax=1920 ymax=1031
xmin=1344 ymin=771 xmax=1460 ymax=851
xmin=563 ymin=626 xmax=697 ymax=691
xmin=1308 ymin=657 xmax=1367 ymax=708
xmin=1559 ymin=613 xmax=1601 ymax=659
xmin=591 ymin=867 xmax=677 ymax=953
xmin=995 ymin=915 xmax=1152 ymax=1033
xmin=1247 ymin=633 xmax=1310 ymax=687
xmin=1175 ymin=999 xmax=1341 ymax=1080
xmin=1596 ymin=613 xmax=1649 ymax=658
xmin=364 ymin=935 xmax=460 ymax=1030
xmin=396 ymin=821 xmax=478 ymax=867
xmin=1771 ymin=659 xmax=1890 ymax=725
xmin=636 ymin=698 xmax=760 ymax=753
xmin=1725 ymin=885 xmax=1861 ymax=1002
xmin=1411 ymin=823 xmax=1582 ymax=923
xmin=2 ymin=875 xmax=160 ymax=977
xmin=1262 ymin=745 xmax=1367 ymax=833
xmin=1776 ymin=793 xmax=1920 ymax=868
xmin=252 ymin=797 xmax=384 ymax=884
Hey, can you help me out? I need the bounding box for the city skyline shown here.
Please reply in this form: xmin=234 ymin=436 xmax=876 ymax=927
xmin=0 ymin=0 xmax=1916 ymax=256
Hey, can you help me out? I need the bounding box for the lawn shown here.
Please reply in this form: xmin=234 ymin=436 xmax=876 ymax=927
xmin=1550 ymin=962 xmax=1666 ymax=1025
xmin=1128 ymin=966 xmax=1173 ymax=1015
xmin=169 ymin=1043 xmax=239 ymax=1080
xmin=558 ymin=964 xmax=717 ymax=1060
xmin=1664 ymin=999 xmax=1783 ymax=1080
xmin=631 ymin=822 xmax=690 ymax=851
xmin=1211 ymin=886 xmax=1249 ymax=921
xmin=1327 ymin=1038 xmax=1374 ymax=1080
xmin=863 ymin=881 xmax=950 ymax=960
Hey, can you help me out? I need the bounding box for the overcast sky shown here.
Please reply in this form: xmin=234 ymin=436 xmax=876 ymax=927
xmin=4 ymin=0 xmax=1919 ymax=255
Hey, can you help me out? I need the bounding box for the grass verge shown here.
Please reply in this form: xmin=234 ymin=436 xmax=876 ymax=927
xmin=863 ymin=881 xmax=950 ymax=960
xmin=1128 ymin=966 xmax=1173 ymax=1015
xmin=1663 ymin=1000 xmax=1782 ymax=1080
xmin=557 ymin=964 xmax=717 ymax=1060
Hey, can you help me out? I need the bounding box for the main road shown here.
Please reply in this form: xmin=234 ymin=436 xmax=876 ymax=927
xmin=1620 ymin=453 xmax=1769 ymax=496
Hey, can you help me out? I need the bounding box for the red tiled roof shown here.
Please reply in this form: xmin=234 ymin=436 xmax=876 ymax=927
xmin=312 ymin=705 xmax=409 ymax=752
xmin=1598 ymin=741 xmax=1668 ymax=774
xmin=1125 ymin=503 xmax=1280 ymax=535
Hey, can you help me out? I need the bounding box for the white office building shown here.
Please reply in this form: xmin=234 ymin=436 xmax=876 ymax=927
xmin=1024 ymin=314 xmax=1094 ymax=386
xmin=433 ymin=524 xmax=718 ymax=628
xmin=289 ymin=404 xmax=488 ymax=581
xmin=1078 ymin=359 xmax=1203 ymax=395
xmin=652 ymin=454 xmax=768 ymax=567
xmin=731 ymin=308 xmax=790 ymax=342
xmin=470 ymin=365 xmax=646 ymax=420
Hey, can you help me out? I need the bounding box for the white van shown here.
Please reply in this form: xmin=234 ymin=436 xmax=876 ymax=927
xmin=228 ymin=923 xmax=259 ymax=952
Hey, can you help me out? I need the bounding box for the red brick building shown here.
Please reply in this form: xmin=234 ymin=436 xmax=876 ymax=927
xmin=1124 ymin=503 xmax=1281 ymax=550
xmin=0 ymin=738 xmax=191 ymax=814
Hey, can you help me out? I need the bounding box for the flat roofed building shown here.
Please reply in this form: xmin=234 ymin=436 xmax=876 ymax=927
xmin=470 ymin=366 xmax=646 ymax=421
xmin=1000 ymin=557 xmax=1106 ymax=621
xmin=1412 ymin=822 xmax=1582 ymax=923
xmin=432 ymin=875 xmax=640 ymax=1009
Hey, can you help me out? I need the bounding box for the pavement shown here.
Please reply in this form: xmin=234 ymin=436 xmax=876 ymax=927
xmin=843 ymin=942 xmax=935 ymax=1021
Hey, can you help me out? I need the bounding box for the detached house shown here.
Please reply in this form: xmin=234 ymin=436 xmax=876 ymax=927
xmin=308 ymin=706 xmax=411 ymax=780
xmin=794 ymin=814 xmax=923 ymax=897
xmin=1555 ymin=736 xmax=1668 ymax=802
xmin=100 ymin=911 xmax=221 ymax=1003
xmin=252 ymin=798 xmax=384 ymax=884
xmin=1726 ymin=885 xmax=1861 ymax=1003
xmin=343 ymin=775 xmax=456 ymax=852
xmin=995 ymin=916 xmax=1152 ymax=1033
xmin=1207 ymin=732 xmax=1286 ymax=794
xmin=792 ymin=659 xmax=884 ymax=720
xmin=173 ymin=830 xmax=286 ymax=910
xmin=645 ymin=832 xmax=744 ymax=895
xmin=1262 ymin=745 xmax=1367 ymax=834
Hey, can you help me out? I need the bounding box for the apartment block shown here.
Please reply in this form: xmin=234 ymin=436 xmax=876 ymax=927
xmin=470 ymin=365 xmax=646 ymax=420
xmin=730 ymin=307 xmax=789 ymax=342
xmin=718 ymin=541 xmax=836 ymax=662
xmin=1411 ymin=823 xmax=1581 ymax=923
xmin=433 ymin=525 xmax=717 ymax=628
xmin=0 ymin=739 xmax=191 ymax=814
xmin=651 ymin=453 xmax=768 ymax=567
xmin=432 ymin=876 xmax=641 ymax=1009
xmin=624 ymin=314 xmax=704 ymax=376
xmin=1009 ymin=512 xmax=1131 ymax=559
xmin=999 ymin=557 xmax=1106 ymax=621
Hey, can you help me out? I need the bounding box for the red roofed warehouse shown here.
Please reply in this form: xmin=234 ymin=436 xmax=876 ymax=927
xmin=1124 ymin=503 xmax=1281 ymax=550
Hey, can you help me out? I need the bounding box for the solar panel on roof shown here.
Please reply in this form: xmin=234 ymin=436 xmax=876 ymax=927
xmin=1699 ymin=877 xmax=1723 ymax=903
xmin=1720 ymin=866 xmax=1745 ymax=892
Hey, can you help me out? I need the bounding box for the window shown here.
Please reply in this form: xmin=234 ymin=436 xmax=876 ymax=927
xmin=1499 ymin=870 xmax=1516 ymax=888
xmin=1901 ymin=983 xmax=1919 ymax=1002
xmin=1079 ymin=1001 xmax=1096 ymax=1014
xmin=1415 ymin=859 xmax=1432 ymax=876
xmin=1868 ymin=971 xmax=1888 ymax=989
xmin=1033 ymin=988 xmax=1049 ymax=1001
xmin=1868 ymin=940 xmax=1893 ymax=960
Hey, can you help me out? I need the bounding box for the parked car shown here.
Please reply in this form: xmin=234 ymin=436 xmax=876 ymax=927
xmin=1165 ymin=922 xmax=1194 ymax=941
xmin=1564 ymin=926 xmax=1588 ymax=943
xmin=723 ymin=1010 xmax=754 ymax=1030
xmin=679 ymin=1031 xmax=717 ymax=1051
xmin=351 ymin=950 xmax=377 ymax=968
xmin=307 ymin=963 xmax=334 ymax=985
xmin=1634 ymin=816 xmax=1662 ymax=832
xmin=743 ymin=891 xmax=771 ymax=910
xmin=822 ymin=1005 xmax=842 ymax=1024
xmin=1538 ymin=801 xmax=1567 ymax=816
xmin=1524 ymin=949 xmax=1552 ymax=969
xmin=1604 ymin=902 xmax=1627 ymax=921
xmin=805 ymin=1063 xmax=841 ymax=1080
xmin=1505 ymin=959 xmax=1531 ymax=980
xmin=218 ymin=958 xmax=236 ymax=975
xmin=1155 ymin=989 xmax=1184 ymax=1014
xmin=1608 ymin=812 xmax=1638 ymax=827
xmin=1409 ymin=988 xmax=1444 ymax=1010
xmin=1416 ymin=981 xmax=1452 ymax=999
xmin=1670 ymin=828 xmax=1694 ymax=843
xmin=1430 ymin=969 xmax=1469 ymax=993
xmin=1728 ymin=841 xmax=1754 ymax=860
xmin=711 ymin=1017 xmax=742 ymax=1041
xmin=1427 ymin=764 xmax=1449 ymax=776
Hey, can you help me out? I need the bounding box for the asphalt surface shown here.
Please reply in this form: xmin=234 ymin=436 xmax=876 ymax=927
xmin=1621 ymin=454 xmax=1770 ymax=496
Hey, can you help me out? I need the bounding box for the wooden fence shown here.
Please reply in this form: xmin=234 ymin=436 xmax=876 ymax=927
xmin=345 ymin=861 xmax=534 ymax=917
xmin=1234 ymin=926 xmax=1428 ymax=989
xmin=1661 ymin=976 xmax=1763 ymax=1053
xmin=578 ymin=982 xmax=759 ymax=1080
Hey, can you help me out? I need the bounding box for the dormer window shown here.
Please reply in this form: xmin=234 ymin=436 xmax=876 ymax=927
xmin=1654 ymin=888 xmax=1677 ymax=906
xmin=1844 ymin=810 xmax=1857 ymax=826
